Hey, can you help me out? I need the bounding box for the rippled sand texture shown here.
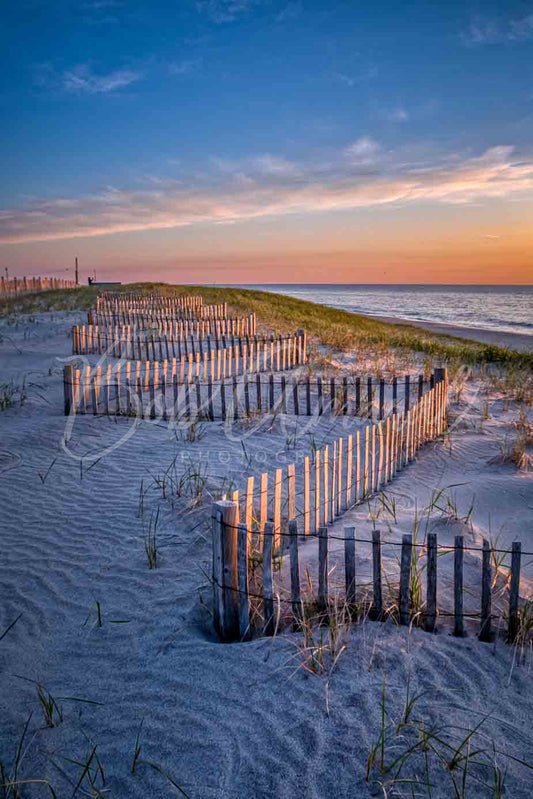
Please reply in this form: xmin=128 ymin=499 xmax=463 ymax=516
xmin=0 ymin=312 xmax=532 ymax=798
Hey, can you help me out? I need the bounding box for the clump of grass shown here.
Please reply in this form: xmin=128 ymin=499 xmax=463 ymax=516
xmin=144 ymin=508 xmax=159 ymax=568
xmin=176 ymin=460 xmax=208 ymax=507
xmin=128 ymin=718 xmax=189 ymax=796
xmin=36 ymin=684 xmax=63 ymax=728
xmin=294 ymin=595 xmax=352 ymax=714
xmin=50 ymin=743 xmax=107 ymax=798
xmin=487 ymin=367 xmax=533 ymax=405
xmin=365 ymin=672 xmax=528 ymax=799
xmin=0 ymin=713 xmax=57 ymax=798
xmin=0 ymin=381 xmax=26 ymax=411
xmin=172 ymin=419 xmax=207 ymax=443
xmin=490 ymin=429 xmax=532 ymax=471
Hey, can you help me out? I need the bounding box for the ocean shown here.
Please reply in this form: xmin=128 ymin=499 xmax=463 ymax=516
xmin=246 ymin=285 xmax=533 ymax=338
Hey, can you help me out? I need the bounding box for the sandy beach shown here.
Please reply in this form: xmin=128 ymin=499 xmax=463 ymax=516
xmin=0 ymin=307 xmax=532 ymax=798
xmin=364 ymin=314 xmax=533 ymax=353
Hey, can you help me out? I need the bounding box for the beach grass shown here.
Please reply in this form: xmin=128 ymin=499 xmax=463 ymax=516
xmin=1 ymin=282 xmax=532 ymax=368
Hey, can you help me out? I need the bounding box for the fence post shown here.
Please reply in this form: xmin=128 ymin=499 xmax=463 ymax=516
xmin=318 ymin=526 xmax=329 ymax=614
xmin=507 ymin=542 xmax=521 ymax=643
xmin=454 ymin=535 xmax=465 ymax=637
xmin=434 ymin=367 xmax=448 ymax=385
xmin=289 ymin=519 xmax=303 ymax=624
xmin=212 ymin=500 xmax=241 ymax=642
xmin=344 ymin=526 xmax=356 ymax=612
xmin=479 ymin=538 xmax=493 ymax=642
xmin=370 ymin=530 xmax=383 ymax=620
xmin=63 ymin=365 xmax=74 ymax=415
xmin=426 ymin=533 xmax=437 ymax=632
xmin=399 ymin=534 xmax=412 ymax=625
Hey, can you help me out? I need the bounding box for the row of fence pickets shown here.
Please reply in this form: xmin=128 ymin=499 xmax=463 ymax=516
xmin=212 ymin=376 xmax=503 ymax=643
xmin=214 ymin=512 xmax=523 ymax=646
xmin=75 ymin=318 xmax=261 ymax=355
xmin=212 ymin=376 xmax=524 ymax=646
xmin=217 ymin=378 xmax=448 ymax=545
xmin=89 ymin=302 xmax=230 ymax=322
xmin=0 ymin=276 xmax=77 ymax=296
xmin=63 ymin=360 xmax=439 ymax=420
xmin=95 ymin=292 xmax=204 ymax=310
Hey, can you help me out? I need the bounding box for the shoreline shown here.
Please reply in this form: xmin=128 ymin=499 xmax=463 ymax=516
xmin=358 ymin=312 xmax=533 ymax=353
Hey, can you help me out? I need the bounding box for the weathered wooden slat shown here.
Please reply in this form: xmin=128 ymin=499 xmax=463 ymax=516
xmin=237 ymin=522 xmax=250 ymax=640
xmin=303 ymin=456 xmax=310 ymax=535
xmin=479 ymin=538 xmax=493 ymax=642
xmin=212 ymin=500 xmax=240 ymax=642
xmin=315 ymin=451 xmax=321 ymax=532
xmin=453 ymin=535 xmax=465 ymax=637
xmin=370 ymin=530 xmax=383 ymax=620
xmin=273 ymin=468 xmax=282 ymax=551
xmin=289 ymin=519 xmax=303 ymax=623
xmin=263 ymin=521 xmax=275 ymax=635
xmin=346 ymin=434 xmax=353 ymax=509
xmin=323 ymin=445 xmax=329 ymax=525
xmin=344 ymin=526 xmax=356 ymax=610
xmin=399 ymin=534 xmax=412 ymax=626
xmin=426 ymin=533 xmax=437 ymax=633
xmin=259 ymin=472 xmax=268 ymax=536
xmin=287 ymin=463 xmax=295 ymax=521
xmin=318 ymin=525 xmax=328 ymax=614
xmin=507 ymin=541 xmax=521 ymax=643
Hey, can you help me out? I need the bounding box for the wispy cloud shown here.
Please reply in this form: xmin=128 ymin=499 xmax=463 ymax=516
xmin=62 ymin=64 xmax=141 ymax=93
xmin=2 ymin=145 xmax=533 ymax=244
xmin=275 ymin=2 xmax=302 ymax=23
xmin=33 ymin=62 xmax=142 ymax=94
xmin=383 ymin=107 xmax=409 ymax=122
xmin=333 ymin=65 xmax=379 ymax=87
xmin=195 ymin=0 xmax=256 ymax=24
xmin=461 ymin=14 xmax=533 ymax=45
xmin=168 ymin=59 xmax=202 ymax=76
xmin=344 ymin=137 xmax=381 ymax=164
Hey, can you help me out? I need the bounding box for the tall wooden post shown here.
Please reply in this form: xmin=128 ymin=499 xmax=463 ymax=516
xmin=63 ymin=365 xmax=74 ymax=415
xmin=212 ymin=500 xmax=242 ymax=642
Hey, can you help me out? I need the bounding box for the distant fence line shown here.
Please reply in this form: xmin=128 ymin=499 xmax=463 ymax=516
xmin=95 ymin=292 xmax=204 ymax=312
xmin=0 ymin=276 xmax=77 ymax=296
xmin=89 ymin=302 xmax=229 ymax=323
xmin=211 ymin=372 xmax=469 ymax=642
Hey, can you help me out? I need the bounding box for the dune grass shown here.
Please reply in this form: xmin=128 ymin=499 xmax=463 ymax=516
xmin=1 ymin=282 xmax=531 ymax=368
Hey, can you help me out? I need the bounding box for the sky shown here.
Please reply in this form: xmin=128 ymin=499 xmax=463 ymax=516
xmin=1 ymin=0 xmax=533 ymax=284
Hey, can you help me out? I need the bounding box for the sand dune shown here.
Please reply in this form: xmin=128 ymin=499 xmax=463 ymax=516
xmin=1 ymin=311 xmax=532 ymax=797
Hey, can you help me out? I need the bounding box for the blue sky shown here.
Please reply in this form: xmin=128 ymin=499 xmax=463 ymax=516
xmin=1 ymin=0 xmax=532 ymax=282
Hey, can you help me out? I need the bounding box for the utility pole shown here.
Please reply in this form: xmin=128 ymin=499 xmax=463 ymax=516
xmin=75 ymin=257 xmax=79 ymax=286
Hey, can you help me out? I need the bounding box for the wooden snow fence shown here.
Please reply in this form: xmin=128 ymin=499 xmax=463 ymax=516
xmin=74 ymin=316 xmax=259 ymax=355
xmin=211 ymin=370 xmax=529 ymax=644
xmin=64 ymin=358 xmax=436 ymax=424
xmin=89 ymin=303 xmax=229 ymax=325
xmin=95 ymin=292 xmax=204 ymax=312
xmin=213 ymin=369 xmax=449 ymax=639
xmin=63 ymin=333 xmax=307 ymax=418
xmin=213 ymin=514 xmax=524 ymax=646
xmin=0 ymin=276 xmax=77 ymax=296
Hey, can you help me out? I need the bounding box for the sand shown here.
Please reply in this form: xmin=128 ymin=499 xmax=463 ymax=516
xmin=361 ymin=314 xmax=533 ymax=353
xmin=1 ymin=311 xmax=532 ymax=798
